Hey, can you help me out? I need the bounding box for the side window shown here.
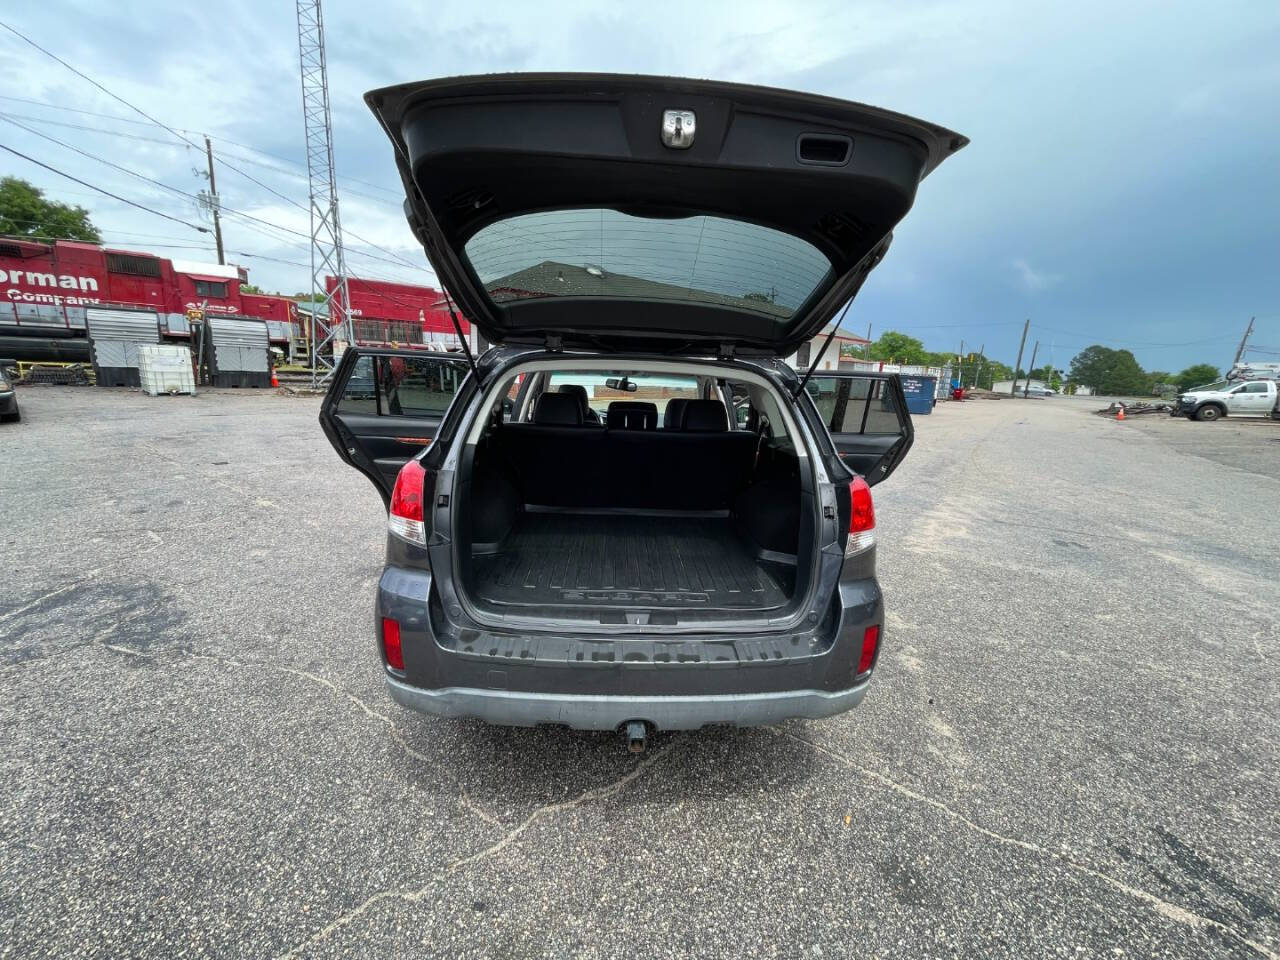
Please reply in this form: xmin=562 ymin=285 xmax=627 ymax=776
xmin=377 ymin=355 xmax=466 ymax=416
xmin=194 ymin=280 xmax=228 ymax=298
xmin=727 ymin=381 xmax=753 ymax=429
xmin=728 ymin=380 xmax=792 ymax=450
xmin=1243 ymin=382 xmax=1268 ymax=393
xmin=337 ymin=355 xmax=377 ymax=413
xmin=807 ymin=376 xmax=902 ymax=435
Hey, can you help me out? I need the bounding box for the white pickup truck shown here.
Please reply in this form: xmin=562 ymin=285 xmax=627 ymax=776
xmin=1171 ymin=379 xmax=1279 ymax=421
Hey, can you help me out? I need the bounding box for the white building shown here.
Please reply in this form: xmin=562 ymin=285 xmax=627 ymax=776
xmin=783 ymin=324 xmax=870 ymax=371
xmin=992 ymin=379 xmax=1054 ymax=395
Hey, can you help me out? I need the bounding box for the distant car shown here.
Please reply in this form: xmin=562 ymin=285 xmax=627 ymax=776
xmin=0 ymin=371 xmax=19 ymax=422
xmin=1020 ymin=384 xmax=1055 ymax=397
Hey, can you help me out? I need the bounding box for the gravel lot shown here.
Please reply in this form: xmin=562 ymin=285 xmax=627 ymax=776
xmin=2 ymin=386 xmax=1277 ymax=959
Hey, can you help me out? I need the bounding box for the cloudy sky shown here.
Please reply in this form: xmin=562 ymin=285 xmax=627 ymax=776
xmin=1 ymin=0 xmax=1276 ymax=371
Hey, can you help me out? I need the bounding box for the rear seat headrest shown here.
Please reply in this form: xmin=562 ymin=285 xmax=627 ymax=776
xmin=533 ymin=391 xmax=584 ymax=426
xmin=663 ymin=398 xmax=689 ymax=429
xmin=681 ymin=399 xmax=728 ymax=432
xmin=606 ymin=401 xmax=658 ymax=430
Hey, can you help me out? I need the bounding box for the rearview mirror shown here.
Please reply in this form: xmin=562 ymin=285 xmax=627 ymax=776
xmin=605 ymin=377 xmax=637 ymax=392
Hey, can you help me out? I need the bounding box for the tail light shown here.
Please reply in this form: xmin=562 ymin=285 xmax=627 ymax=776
xmin=857 ymin=624 xmax=881 ymax=674
xmin=380 ymin=617 xmax=404 ymax=670
xmin=388 ymin=459 xmax=428 ymax=545
xmin=845 ymin=476 xmax=876 ymax=556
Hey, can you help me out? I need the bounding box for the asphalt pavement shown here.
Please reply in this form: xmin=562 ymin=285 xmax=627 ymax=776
xmin=2 ymin=386 xmax=1277 ymax=959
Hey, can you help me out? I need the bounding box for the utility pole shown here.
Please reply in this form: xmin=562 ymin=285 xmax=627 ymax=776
xmin=1022 ymin=341 xmax=1040 ymax=397
xmin=974 ymin=343 xmax=985 ymax=388
xmin=1232 ymin=317 xmax=1255 ymax=366
xmin=203 ymin=136 xmax=225 ymax=265
xmin=1010 ymin=319 xmax=1030 ymax=395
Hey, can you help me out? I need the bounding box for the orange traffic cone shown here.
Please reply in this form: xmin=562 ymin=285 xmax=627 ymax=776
xmin=271 ymin=368 xmax=279 ymax=388
xmin=1116 ymin=406 xmax=1125 ymax=421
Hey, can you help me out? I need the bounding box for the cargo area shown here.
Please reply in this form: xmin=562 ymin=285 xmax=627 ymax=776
xmin=470 ymin=513 xmax=795 ymax=611
xmin=456 ymin=391 xmax=811 ymax=623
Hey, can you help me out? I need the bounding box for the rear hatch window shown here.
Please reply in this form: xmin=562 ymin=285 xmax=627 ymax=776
xmin=465 ymin=209 xmax=833 ymax=320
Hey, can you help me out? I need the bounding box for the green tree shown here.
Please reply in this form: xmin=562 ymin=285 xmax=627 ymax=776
xmin=1068 ymin=345 xmax=1148 ymax=396
xmin=983 ymin=360 xmax=1014 ymax=388
xmin=868 ymin=330 xmax=930 ymax=365
xmin=1144 ymin=370 xmax=1175 ymax=396
xmin=0 ymin=177 xmax=101 ymax=242
xmin=1174 ymin=363 xmax=1221 ymax=392
xmin=1029 ymin=365 xmax=1064 ymax=389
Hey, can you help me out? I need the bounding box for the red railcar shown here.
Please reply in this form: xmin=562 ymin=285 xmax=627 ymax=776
xmin=0 ymin=237 xmax=298 ymax=360
xmin=326 ymin=275 xmax=466 ymax=346
xmin=0 ymin=235 xmax=463 ymax=363
xmin=240 ymin=292 xmax=300 ymax=345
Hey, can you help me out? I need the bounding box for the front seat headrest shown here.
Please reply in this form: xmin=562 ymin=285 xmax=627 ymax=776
xmin=681 ymin=399 xmax=728 ymax=432
xmin=663 ymin=397 xmax=689 ymax=429
xmin=558 ymin=384 xmax=597 ymax=422
xmin=533 ymin=391 xmax=584 ymax=426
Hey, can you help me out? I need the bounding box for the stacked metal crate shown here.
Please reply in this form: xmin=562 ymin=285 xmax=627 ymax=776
xmin=85 ymin=307 xmax=162 ymax=387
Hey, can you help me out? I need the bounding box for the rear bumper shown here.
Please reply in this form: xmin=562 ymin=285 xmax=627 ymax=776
xmin=386 ymin=675 xmax=868 ymax=730
xmin=376 ymin=562 xmax=882 ymax=731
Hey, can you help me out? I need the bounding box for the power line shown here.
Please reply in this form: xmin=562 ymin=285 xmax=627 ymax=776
xmin=0 ymin=99 xmax=400 ymax=201
xmin=0 ymin=112 xmax=200 ymax=204
xmin=2 ymin=19 xmax=423 ymax=275
xmin=0 ymin=20 xmax=205 ymax=151
xmin=0 ymin=117 xmax=423 ymax=272
xmin=0 ymin=142 xmax=210 ymax=234
xmin=0 ymin=93 xmax=401 ymax=196
xmin=0 ymin=111 xmax=185 ymax=146
xmin=199 ymin=146 xmax=398 ymax=206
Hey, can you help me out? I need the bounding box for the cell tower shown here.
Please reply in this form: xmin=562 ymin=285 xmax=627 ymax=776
xmin=296 ymin=0 xmax=351 ymax=384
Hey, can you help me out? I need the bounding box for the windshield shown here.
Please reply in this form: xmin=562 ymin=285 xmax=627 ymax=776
xmin=463 ymin=209 xmax=833 ymax=319
xmin=546 ymin=370 xmax=699 ymax=422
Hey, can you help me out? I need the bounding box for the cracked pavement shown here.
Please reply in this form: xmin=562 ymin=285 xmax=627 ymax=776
xmin=2 ymin=387 xmax=1278 ymax=959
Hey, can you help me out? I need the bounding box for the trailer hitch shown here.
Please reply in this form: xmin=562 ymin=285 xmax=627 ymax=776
xmin=623 ymin=720 xmax=650 ymax=754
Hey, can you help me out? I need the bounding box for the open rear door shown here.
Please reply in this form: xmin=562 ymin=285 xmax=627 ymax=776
xmin=804 ymin=371 xmax=914 ymax=486
xmin=319 ymin=348 xmax=470 ymax=506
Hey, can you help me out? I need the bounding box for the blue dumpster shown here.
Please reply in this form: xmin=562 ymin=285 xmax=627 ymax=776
xmin=900 ymin=375 xmax=937 ymax=415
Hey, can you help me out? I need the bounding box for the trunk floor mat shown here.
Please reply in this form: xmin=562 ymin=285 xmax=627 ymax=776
xmin=471 ymin=514 xmax=791 ymax=609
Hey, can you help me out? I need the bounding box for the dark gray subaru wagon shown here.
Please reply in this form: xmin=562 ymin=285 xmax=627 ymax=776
xmin=321 ymin=74 xmax=963 ymax=749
